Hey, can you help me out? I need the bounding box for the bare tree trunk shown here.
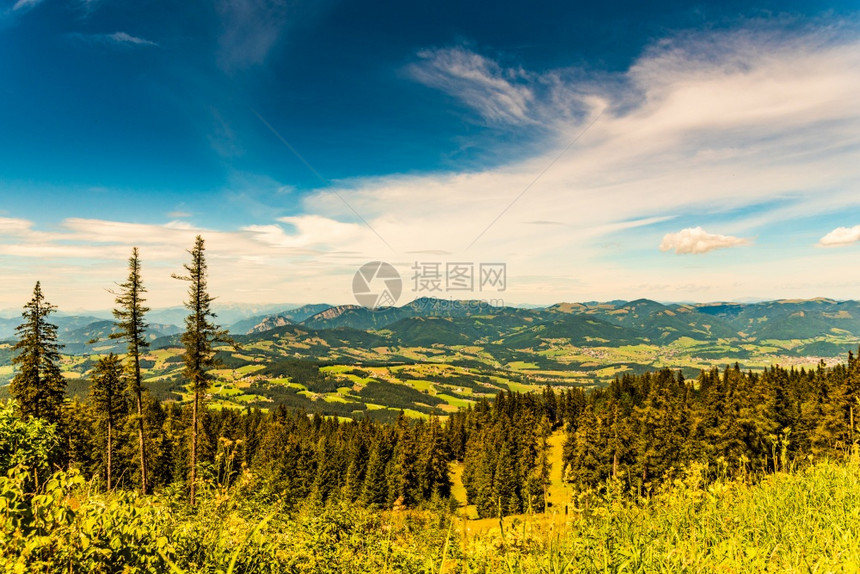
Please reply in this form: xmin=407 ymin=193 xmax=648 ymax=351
xmin=136 ymin=393 xmax=147 ymax=495
xmin=107 ymin=420 xmax=112 ymax=490
xmin=135 ymin=357 xmax=148 ymax=495
xmin=191 ymin=388 xmax=198 ymax=505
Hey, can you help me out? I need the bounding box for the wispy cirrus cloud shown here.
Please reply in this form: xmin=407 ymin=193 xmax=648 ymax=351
xmin=5 ymin=22 xmax=860 ymax=307
xmin=0 ymin=216 xmax=342 ymax=308
xmin=410 ymin=47 xmax=537 ymax=125
xmin=107 ymin=31 xmax=157 ymax=47
xmin=11 ymin=0 xmax=44 ymax=12
xmin=68 ymin=31 xmax=158 ymax=48
xmin=818 ymin=225 xmax=860 ymax=247
xmin=216 ymin=0 xmax=289 ymax=72
xmin=77 ymin=0 xmax=104 ymax=15
xmin=659 ymin=227 xmax=750 ymax=255
xmin=290 ymin=22 xmax=860 ymax=300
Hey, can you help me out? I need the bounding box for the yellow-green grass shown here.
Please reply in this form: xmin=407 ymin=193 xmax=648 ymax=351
xmin=149 ymin=349 xmax=176 ymax=361
xmin=402 ymin=379 xmax=436 ymax=392
xmin=268 ymin=378 xmax=307 ymax=391
xmin=545 ymin=431 xmax=573 ymax=511
xmin=452 ymin=430 xmax=571 ymax=529
xmin=3 ymin=445 xmax=860 ymax=572
xmin=451 ymin=453 xmax=860 ymax=574
xmin=504 ymin=381 xmax=541 ymax=393
xmin=332 ymin=373 xmax=377 ymax=386
xmin=449 ymin=462 xmax=480 ymax=519
xmin=435 ymin=393 xmax=474 ymax=408
xmin=507 ymin=361 xmax=539 ymax=370
xmin=320 ymin=365 xmax=356 ymax=374
xmin=234 ymin=364 xmax=265 ymax=375
xmin=592 ymin=365 xmax=629 ymax=377
xmin=442 ymin=385 xmax=474 ymax=396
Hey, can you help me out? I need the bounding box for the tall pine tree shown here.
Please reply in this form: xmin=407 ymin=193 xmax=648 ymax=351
xmin=90 ymin=353 xmax=126 ymax=490
xmin=174 ymin=235 xmax=229 ymax=505
xmin=111 ymin=247 xmax=151 ymax=495
xmin=11 ymin=282 xmax=66 ymax=424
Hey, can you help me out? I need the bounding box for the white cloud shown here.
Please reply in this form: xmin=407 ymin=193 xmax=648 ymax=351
xmin=659 ymin=227 xmax=750 ymax=255
xmin=4 ymin=23 xmax=860 ymax=308
xmin=11 ymin=0 xmax=44 ymax=11
xmin=107 ymin=32 xmax=158 ymax=47
xmin=216 ymin=0 xmax=288 ymax=72
xmin=410 ymin=48 xmax=537 ymax=125
xmin=818 ymin=225 xmax=860 ymax=247
xmin=68 ymin=31 xmax=159 ymax=48
xmin=0 ymin=217 xmax=33 ymax=235
xmin=0 ymin=215 xmax=360 ymax=308
xmin=77 ymin=0 xmax=103 ymax=15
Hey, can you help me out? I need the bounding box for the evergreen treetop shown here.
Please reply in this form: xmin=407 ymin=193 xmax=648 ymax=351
xmin=11 ymin=281 xmax=66 ymax=424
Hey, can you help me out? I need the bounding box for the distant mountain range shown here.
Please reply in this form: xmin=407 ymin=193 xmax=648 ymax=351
xmin=4 ymin=296 xmax=860 ymax=417
xmin=3 ymin=297 xmax=860 ymax=360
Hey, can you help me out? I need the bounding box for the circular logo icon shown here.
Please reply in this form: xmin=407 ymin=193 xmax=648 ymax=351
xmin=353 ymin=261 xmax=402 ymax=309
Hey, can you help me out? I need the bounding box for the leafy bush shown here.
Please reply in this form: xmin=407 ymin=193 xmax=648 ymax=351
xmin=2 ymin=458 xmax=859 ymax=573
xmin=0 ymin=401 xmax=58 ymax=480
xmin=0 ymin=469 xmax=169 ymax=573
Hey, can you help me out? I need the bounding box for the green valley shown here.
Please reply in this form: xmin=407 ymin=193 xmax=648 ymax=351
xmin=3 ymin=297 xmax=860 ymax=419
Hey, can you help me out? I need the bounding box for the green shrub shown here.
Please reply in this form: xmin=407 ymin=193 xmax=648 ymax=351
xmin=0 ymin=401 xmax=59 ymax=480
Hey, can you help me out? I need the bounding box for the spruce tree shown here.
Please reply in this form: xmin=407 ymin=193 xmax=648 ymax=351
xmin=418 ymin=417 xmax=452 ymax=500
xmin=174 ymin=235 xmax=229 ymax=505
xmin=360 ymin=438 xmax=390 ymax=507
xmin=310 ymin=434 xmax=341 ymax=504
xmin=111 ymin=247 xmax=151 ymax=495
xmin=386 ymin=412 xmax=419 ymax=508
xmin=11 ymin=281 xmax=66 ymax=424
xmin=62 ymin=397 xmax=96 ymax=475
xmin=90 ymin=353 xmax=125 ymax=490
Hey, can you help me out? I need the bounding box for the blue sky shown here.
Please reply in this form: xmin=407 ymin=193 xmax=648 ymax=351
xmin=1 ymin=0 xmax=859 ymax=309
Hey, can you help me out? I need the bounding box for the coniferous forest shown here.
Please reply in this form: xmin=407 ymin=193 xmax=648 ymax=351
xmin=2 ymin=240 xmax=860 ymax=572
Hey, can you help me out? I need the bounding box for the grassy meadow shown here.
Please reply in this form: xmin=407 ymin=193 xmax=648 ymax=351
xmin=3 ymin=449 xmax=858 ymax=573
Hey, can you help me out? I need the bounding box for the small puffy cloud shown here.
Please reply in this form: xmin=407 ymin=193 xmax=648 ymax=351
xmin=660 ymin=226 xmax=750 ymax=254
xmin=818 ymin=225 xmax=860 ymax=247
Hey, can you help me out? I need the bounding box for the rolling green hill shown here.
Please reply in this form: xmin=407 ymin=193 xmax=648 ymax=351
xmin=2 ymin=297 xmax=860 ymax=419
